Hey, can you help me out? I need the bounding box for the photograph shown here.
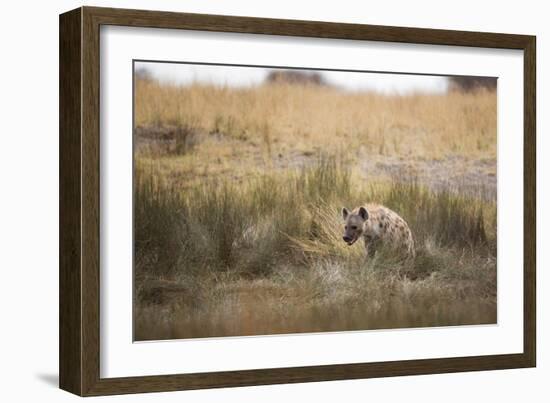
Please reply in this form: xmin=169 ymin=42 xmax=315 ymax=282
xmin=132 ymin=61 xmax=498 ymax=341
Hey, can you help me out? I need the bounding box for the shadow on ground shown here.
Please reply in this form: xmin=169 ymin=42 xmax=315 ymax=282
xmin=35 ymin=373 xmax=58 ymax=388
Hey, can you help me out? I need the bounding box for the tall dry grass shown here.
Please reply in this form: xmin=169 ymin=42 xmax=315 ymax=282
xmin=135 ymin=79 xmax=496 ymax=160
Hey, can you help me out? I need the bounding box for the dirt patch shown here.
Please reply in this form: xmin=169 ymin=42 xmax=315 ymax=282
xmin=135 ymin=125 xmax=203 ymax=156
xmin=271 ymin=151 xmax=496 ymax=201
xmin=359 ymin=154 xmax=496 ymax=201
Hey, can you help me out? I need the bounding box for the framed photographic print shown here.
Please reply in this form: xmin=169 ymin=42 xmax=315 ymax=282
xmin=59 ymin=6 xmax=536 ymax=396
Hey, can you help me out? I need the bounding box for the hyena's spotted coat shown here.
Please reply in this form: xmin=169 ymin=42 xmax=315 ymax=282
xmin=342 ymin=204 xmax=415 ymax=259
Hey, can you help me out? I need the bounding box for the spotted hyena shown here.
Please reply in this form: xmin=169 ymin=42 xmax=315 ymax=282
xmin=341 ymin=204 xmax=415 ymax=259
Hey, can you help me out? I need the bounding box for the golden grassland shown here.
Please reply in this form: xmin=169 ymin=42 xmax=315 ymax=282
xmin=133 ymin=78 xmax=497 ymax=340
xmin=135 ymin=78 xmax=496 ymax=158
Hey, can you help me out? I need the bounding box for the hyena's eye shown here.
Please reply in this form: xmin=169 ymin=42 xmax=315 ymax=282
xmin=351 ymin=226 xmax=357 ymax=230
xmin=345 ymin=226 xmax=348 ymax=230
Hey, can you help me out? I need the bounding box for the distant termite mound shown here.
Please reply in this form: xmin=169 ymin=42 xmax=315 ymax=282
xmin=448 ymin=76 xmax=497 ymax=92
xmin=265 ymin=70 xmax=327 ymax=86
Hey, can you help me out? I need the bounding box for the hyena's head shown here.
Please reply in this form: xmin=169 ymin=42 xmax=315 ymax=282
xmin=341 ymin=207 xmax=369 ymax=246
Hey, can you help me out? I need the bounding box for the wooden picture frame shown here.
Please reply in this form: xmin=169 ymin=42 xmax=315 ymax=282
xmin=59 ymin=6 xmax=536 ymax=396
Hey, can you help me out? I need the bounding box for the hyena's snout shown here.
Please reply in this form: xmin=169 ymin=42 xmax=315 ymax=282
xmin=342 ymin=230 xmax=361 ymax=245
xmin=342 ymin=235 xmax=353 ymax=244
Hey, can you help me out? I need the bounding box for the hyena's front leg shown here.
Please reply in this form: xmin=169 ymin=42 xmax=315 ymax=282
xmin=364 ymin=236 xmax=377 ymax=258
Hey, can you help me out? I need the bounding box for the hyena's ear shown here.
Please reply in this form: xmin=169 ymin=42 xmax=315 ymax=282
xmin=342 ymin=207 xmax=350 ymax=220
xmin=358 ymin=206 xmax=369 ymax=220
